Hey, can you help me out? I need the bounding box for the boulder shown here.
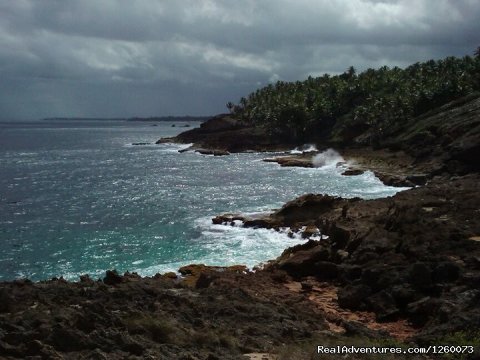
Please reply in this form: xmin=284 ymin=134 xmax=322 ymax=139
xmin=366 ymin=291 xmax=400 ymax=321
xmin=390 ymin=285 xmax=416 ymax=309
xmin=302 ymin=225 xmax=319 ymax=238
xmin=274 ymin=194 xmax=342 ymax=225
xmin=329 ymin=224 xmax=351 ymax=249
xmin=278 ymin=245 xmax=330 ymax=277
xmin=337 ymin=284 xmax=372 ymax=310
xmin=406 ymin=174 xmax=428 ymax=185
xmin=406 ymin=297 xmax=440 ymax=327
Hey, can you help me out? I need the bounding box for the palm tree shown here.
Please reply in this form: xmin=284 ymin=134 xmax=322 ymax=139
xmin=475 ymin=46 xmax=480 ymax=58
xmin=226 ymin=102 xmax=234 ymax=113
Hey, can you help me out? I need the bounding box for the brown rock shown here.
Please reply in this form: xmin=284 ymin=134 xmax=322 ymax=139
xmin=278 ymin=245 xmax=330 ymax=277
xmin=103 ymin=270 xmax=123 ymax=285
xmin=302 ymin=225 xmax=319 ymax=238
xmin=338 ymin=284 xmax=372 ymax=310
xmin=342 ymin=169 xmax=365 ymax=176
xmin=196 ymin=149 xmax=230 ymax=156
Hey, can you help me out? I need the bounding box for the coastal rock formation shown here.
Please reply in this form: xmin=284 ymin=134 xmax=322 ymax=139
xmin=214 ymin=174 xmax=480 ymax=347
xmin=0 ymin=268 xmax=336 ymax=359
xmin=159 ymin=95 xmax=480 ymax=189
xmin=156 ymin=114 xmax=290 ymax=152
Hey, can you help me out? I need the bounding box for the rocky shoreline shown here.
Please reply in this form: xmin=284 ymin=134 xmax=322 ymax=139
xmin=213 ymin=175 xmax=480 ymax=342
xmin=1 ymin=96 xmax=480 ymax=359
xmin=2 ymin=171 xmax=479 ymax=359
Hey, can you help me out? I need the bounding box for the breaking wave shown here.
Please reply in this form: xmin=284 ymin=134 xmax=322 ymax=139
xmin=312 ymin=148 xmax=344 ymax=168
xmin=290 ymin=144 xmax=318 ymax=154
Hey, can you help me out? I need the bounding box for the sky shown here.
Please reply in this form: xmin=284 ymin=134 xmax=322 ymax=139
xmin=0 ymin=0 xmax=479 ymax=120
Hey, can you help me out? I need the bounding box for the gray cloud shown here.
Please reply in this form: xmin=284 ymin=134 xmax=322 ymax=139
xmin=0 ymin=0 xmax=478 ymax=120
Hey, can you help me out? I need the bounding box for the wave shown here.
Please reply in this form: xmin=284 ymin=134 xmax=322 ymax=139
xmin=312 ymin=148 xmax=344 ymax=168
xmin=290 ymin=144 xmax=318 ymax=154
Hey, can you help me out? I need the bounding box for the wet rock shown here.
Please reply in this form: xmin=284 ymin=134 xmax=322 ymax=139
xmin=214 ymin=215 xmax=235 ymax=226
xmin=406 ymin=174 xmax=428 ymax=185
xmin=265 ymin=156 xmax=314 ymax=168
xmin=302 ymin=225 xmax=319 ymax=238
xmin=196 ymin=149 xmax=230 ymax=156
xmin=243 ymin=218 xmax=277 ymax=228
xmin=374 ymin=172 xmax=414 ymax=187
xmin=342 ymin=169 xmax=364 ymax=176
xmin=155 ymin=137 xmax=175 ymax=144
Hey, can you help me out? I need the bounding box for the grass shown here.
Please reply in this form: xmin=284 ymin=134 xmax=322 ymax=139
xmin=431 ymin=331 xmax=480 ymax=360
xmin=276 ymin=333 xmax=431 ymax=360
xmin=123 ymin=314 xmax=177 ymax=344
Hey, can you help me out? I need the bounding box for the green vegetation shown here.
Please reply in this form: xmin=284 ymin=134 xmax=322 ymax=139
xmin=124 ymin=314 xmax=177 ymax=343
xmin=228 ymin=53 xmax=480 ymax=146
xmin=277 ymin=334 xmax=429 ymax=360
xmin=433 ymin=331 xmax=480 ymax=360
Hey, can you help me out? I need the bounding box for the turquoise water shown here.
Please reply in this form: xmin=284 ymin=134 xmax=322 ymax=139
xmin=0 ymin=120 xmax=406 ymax=281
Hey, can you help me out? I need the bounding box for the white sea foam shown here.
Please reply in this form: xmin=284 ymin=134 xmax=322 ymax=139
xmin=290 ymin=144 xmax=318 ymax=154
xmin=135 ymin=216 xmax=308 ymax=277
xmin=312 ymin=148 xmax=344 ymax=168
xmin=158 ymin=143 xmax=194 ymax=153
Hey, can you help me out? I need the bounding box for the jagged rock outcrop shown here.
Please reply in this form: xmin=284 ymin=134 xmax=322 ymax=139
xmin=214 ymin=175 xmax=480 ymax=345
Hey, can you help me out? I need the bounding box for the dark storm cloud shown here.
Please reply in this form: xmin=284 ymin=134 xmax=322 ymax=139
xmin=0 ymin=0 xmax=479 ymax=119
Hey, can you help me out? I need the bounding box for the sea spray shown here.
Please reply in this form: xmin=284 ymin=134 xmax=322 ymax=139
xmin=290 ymin=144 xmax=318 ymax=154
xmin=312 ymin=148 xmax=344 ymax=167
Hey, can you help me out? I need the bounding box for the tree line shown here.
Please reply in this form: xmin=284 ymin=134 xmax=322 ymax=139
xmin=227 ymin=51 xmax=480 ymax=145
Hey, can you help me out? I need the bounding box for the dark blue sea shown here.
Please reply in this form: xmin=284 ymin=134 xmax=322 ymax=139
xmin=0 ymin=120 xmax=407 ymax=281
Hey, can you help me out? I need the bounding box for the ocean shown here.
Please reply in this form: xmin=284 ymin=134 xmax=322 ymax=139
xmin=0 ymin=120 xmax=407 ymax=281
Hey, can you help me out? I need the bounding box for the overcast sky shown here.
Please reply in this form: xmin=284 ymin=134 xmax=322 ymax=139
xmin=0 ymin=0 xmax=478 ymax=120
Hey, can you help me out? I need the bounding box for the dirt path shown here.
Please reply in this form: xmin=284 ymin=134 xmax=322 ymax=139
xmin=285 ymin=279 xmax=418 ymax=341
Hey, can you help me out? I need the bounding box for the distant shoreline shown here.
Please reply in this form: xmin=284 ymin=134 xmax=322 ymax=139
xmin=42 ymin=116 xmax=211 ymax=122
